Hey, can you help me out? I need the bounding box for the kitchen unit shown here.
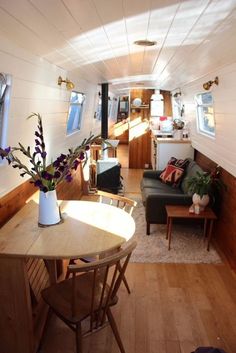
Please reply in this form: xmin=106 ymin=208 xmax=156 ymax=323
xmin=151 ymin=134 xmax=194 ymax=170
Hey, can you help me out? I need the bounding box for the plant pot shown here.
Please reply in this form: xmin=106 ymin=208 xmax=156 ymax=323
xmin=174 ymin=129 xmax=183 ymax=139
xmin=38 ymin=190 xmax=61 ymax=226
xmin=192 ymin=193 xmax=210 ymax=211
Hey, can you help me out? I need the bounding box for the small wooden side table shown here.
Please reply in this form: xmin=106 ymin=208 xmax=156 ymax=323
xmin=165 ymin=205 xmax=217 ymax=251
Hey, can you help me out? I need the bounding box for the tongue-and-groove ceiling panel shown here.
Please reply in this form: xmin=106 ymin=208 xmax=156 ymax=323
xmin=0 ymin=0 xmax=236 ymax=92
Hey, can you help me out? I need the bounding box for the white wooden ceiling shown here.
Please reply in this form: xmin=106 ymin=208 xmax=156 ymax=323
xmin=0 ymin=0 xmax=236 ymax=92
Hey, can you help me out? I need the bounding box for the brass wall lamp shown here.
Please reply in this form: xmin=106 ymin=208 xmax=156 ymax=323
xmin=203 ymin=76 xmax=219 ymax=91
xmin=58 ymin=76 xmax=75 ymax=90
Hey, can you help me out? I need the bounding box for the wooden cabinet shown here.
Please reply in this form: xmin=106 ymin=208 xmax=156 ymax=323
xmin=151 ymin=136 xmax=194 ymax=170
xmin=126 ymin=89 xmax=173 ymax=169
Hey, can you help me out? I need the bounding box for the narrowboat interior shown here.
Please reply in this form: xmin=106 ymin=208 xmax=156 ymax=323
xmin=0 ymin=1 xmax=236 ymax=353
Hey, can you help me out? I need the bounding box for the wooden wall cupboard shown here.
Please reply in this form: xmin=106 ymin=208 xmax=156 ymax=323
xmin=151 ymin=136 xmax=194 ymax=170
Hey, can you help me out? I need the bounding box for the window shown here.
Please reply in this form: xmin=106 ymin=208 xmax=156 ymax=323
xmin=172 ymin=94 xmax=184 ymax=120
xmin=0 ymin=73 xmax=11 ymax=151
xmin=195 ymin=92 xmax=215 ymax=137
xmin=66 ymin=91 xmax=85 ymax=135
xmin=95 ymin=95 xmax=102 ymax=120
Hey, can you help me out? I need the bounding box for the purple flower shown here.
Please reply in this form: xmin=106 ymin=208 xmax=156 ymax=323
xmin=53 ymin=154 xmax=67 ymax=167
xmin=0 ymin=147 xmax=11 ymax=159
xmin=53 ymin=160 xmax=60 ymax=168
xmin=73 ymin=159 xmax=80 ymax=170
xmin=54 ymin=171 xmax=61 ymax=179
xmin=41 ymin=171 xmax=53 ymax=180
xmin=85 ymin=145 xmax=90 ymax=151
xmin=35 ymin=147 xmax=41 ymax=154
xmin=5 ymin=146 xmax=11 ymax=153
xmin=41 ymin=186 xmax=48 ymax=193
xmin=59 ymin=165 xmax=65 ymax=172
xmin=34 ymin=179 xmax=42 ymax=187
xmin=79 ymin=152 xmax=85 ymax=160
xmin=65 ymin=174 xmax=73 ymax=182
xmin=35 ymin=139 xmax=40 ymax=146
xmin=41 ymin=151 xmax=47 ymax=159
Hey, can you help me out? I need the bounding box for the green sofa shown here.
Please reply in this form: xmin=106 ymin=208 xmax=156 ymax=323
xmin=140 ymin=158 xmax=203 ymax=235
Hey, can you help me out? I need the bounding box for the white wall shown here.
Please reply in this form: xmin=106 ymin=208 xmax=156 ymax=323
xmin=0 ymin=33 xmax=107 ymax=197
xmin=181 ymin=62 xmax=236 ymax=177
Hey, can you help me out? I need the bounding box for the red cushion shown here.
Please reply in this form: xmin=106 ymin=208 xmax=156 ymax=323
xmin=160 ymin=164 xmax=184 ymax=186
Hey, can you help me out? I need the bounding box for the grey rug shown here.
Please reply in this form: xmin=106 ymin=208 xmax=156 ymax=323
xmin=130 ymin=200 xmax=221 ymax=264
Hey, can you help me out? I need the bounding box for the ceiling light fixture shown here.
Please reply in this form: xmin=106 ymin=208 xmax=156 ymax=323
xmin=134 ymin=39 xmax=157 ymax=47
xmin=203 ymin=76 xmax=219 ymax=91
xmin=58 ymin=76 xmax=75 ymax=90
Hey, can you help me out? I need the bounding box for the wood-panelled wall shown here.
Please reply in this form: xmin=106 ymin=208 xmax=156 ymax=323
xmin=0 ymin=165 xmax=84 ymax=228
xmin=161 ymin=90 xmax=173 ymax=116
xmin=195 ymin=151 xmax=236 ymax=269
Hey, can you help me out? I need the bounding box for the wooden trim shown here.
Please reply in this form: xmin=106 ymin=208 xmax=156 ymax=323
xmin=195 ymin=151 xmax=236 ymax=270
xmin=0 ymin=179 xmax=35 ymax=227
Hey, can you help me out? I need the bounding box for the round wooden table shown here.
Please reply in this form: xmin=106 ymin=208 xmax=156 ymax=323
xmin=0 ymin=200 xmax=136 ymax=259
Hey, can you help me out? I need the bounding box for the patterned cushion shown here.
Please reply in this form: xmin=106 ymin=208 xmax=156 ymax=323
xmin=160 ymin=157 xmax=190 ymax=187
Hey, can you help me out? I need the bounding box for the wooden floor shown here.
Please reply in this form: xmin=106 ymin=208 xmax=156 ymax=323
xmin=40 ymin=145 xmax=236 ymax=353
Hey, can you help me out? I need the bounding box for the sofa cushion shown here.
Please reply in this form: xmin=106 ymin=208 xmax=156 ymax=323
xmin=142 ymin=183 xmax=183 ymax=204
xmin=141 ymin=177 xmax=163 ymax=189
xmin=180 ymin=160 xmax=204 ymax=194
xmin=160 ymin=157 xmax=190 ymax=187
xmin=160 ymin=164 xmax=184 ymax=186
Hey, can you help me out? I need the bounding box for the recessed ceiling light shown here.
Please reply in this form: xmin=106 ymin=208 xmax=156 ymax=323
xmin=134 ymin=40 xmax=157 ymax=47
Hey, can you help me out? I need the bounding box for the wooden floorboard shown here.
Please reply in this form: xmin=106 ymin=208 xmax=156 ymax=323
xmin=40 ymin=263 xmax=236 ymax=353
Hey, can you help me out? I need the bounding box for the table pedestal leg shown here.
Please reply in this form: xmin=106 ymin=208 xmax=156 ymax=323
xmin=44 ymin=260 xmax=57 ymax=284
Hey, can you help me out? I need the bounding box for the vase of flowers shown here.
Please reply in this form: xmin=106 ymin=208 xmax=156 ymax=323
xmin=38 ymin=189 xmax=60 ymax=226
xmin=0 ymin=113 xmax=98 ymax=226
xmin=173 ymin=119 xmax=184 ymax=139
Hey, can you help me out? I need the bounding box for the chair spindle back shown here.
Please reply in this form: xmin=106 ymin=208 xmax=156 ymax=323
xmin=68 ymin=241 xmax=136 ymax=333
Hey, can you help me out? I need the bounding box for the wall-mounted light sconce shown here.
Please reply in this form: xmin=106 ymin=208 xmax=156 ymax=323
xmin=58 ymin=76 xmax=75 ymax=90
xmin=203 ymin=76 xmax=219 ymax=91
xmin=173 ymin=90 xmax=181 ymax=98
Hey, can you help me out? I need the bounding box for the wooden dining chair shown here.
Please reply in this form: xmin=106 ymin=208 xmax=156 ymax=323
xmin=96 ymin=190 xmax=137 ymax=215
xmin=41 ymin=241 xmax=137 ymax=353
xmin=66 ymin=192 xmax=137 ymax=295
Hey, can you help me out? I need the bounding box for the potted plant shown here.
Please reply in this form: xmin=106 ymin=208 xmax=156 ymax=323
xmin=173 ymin=119 xmax=184 ymax=139
xmin=187 ymin=168 xmax=226 ymax=212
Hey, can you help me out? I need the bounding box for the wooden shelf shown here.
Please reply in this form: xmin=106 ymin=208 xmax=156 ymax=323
xmin=131 ymin=104 xmax=149 ymax=109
